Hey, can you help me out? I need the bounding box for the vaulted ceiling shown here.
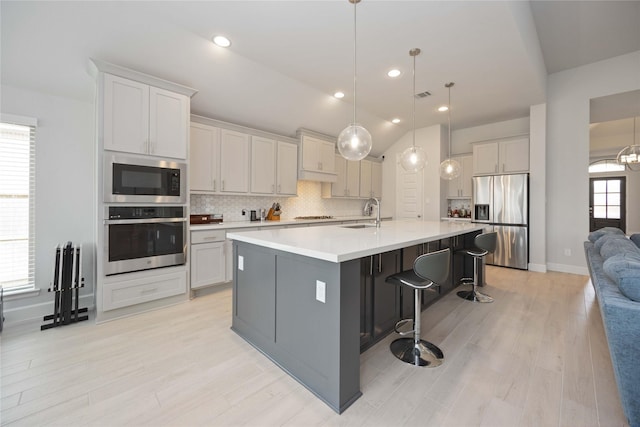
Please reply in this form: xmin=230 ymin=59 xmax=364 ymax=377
xmin=2 ymin=1 xmax=639 ymax=155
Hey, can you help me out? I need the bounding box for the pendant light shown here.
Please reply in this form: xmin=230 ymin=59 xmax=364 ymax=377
xmin=617 ymin=116 xmax=640 ymax=171
xmin=439 ymin=82 xmax=461 ymax=180
xmin=399 ymin=48 xmax=427 ymax=172
xmin=337 ymin=0 xmax=372 ymax=161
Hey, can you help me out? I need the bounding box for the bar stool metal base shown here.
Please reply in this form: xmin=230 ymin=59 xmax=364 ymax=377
xmin=390 ymin=338 xmax=444 ymax=367
xmin=457 ymin=289 xmax=493 ymax=303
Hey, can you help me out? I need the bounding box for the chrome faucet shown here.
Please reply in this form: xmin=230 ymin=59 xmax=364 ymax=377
xmin=363 ymin=197 xmax=381 ymax=228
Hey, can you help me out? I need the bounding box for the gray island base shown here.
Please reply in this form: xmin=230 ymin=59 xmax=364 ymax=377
xmin=228 ymin=220 xmax=485 ymax=413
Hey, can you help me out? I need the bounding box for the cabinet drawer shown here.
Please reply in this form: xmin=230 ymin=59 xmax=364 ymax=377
xmin=103 ymin=270 xmax=187 ymax=311
xmin=191 ymin=229 xmax=226 ymax=244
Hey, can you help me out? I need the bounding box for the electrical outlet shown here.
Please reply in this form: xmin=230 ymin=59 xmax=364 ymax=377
xmin=238 ymin=255 xmax=244 ymax=271
xmin=316 ymin=280 xmax=326 ymax=303
xmin=564 ymin=248 xmax=572 ymax=256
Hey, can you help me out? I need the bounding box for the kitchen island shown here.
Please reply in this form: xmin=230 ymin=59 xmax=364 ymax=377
xmin=227 ymin=220 xmax=485 ymax=413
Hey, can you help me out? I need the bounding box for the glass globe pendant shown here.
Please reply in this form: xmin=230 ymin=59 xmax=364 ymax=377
xmin=400 ymin=48 xmax=426 ymax=172
xmin=440 ymin=82 xmax=461 ymax=180
xmin=337 ymin=0 xmax=372 ymax=162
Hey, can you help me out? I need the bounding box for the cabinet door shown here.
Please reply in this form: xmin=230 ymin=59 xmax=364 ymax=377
xmin=447 ymin=168 xmax=462 ymax=198
xmin=103 ymin=74 xmax=149 ymax=154
xmin=149 ymin=86 xmax=188 ymax=159
xmin=370 ymin=161 xmax=382 ymax=198
xmin=220 ymin=129 xmax=250 ymax=193
xmin=332 ymin=155 xmax=348 ymax=197
xmin=189 ymin=124 xmax=219 ymax=192
xmin=460 ymin=155 xmax=473 ymax=197
xmin=190 ymin=242 xmax=226 ymax=289
xmin=473 ymin=142 xmax=499 ymax=175
xmin=500 ymin=137 xmax=529 ymax=173
xmin=276 ymin=141 xmax=298 ymax=195
xmin=319 ymin=140 xmax=336 ymax=173
xmin=251 ymin=136 xmax=276 ymax=194
xmin=359 ymin=160 xmax=372 ymax=198
xmin=372 ymin=251 xmax=401 ymax=338
xmin=225 ymin=238 xmax=234 ymax=282
xmin=301 ymin=136 xmax=321 ymax=172
xmin=346 ymin=160 xmax=361 ymax=197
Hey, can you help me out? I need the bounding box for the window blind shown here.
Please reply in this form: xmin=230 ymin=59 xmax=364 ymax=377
xmin=0 ymin=116 xmax=36 ymax=292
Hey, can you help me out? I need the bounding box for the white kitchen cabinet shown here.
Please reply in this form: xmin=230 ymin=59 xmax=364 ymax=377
xmin=251 ymin=136 xmax=276 ymax=194
xmin=190 ymin=229 xmax=227 ymax=289
xmin=447 ymin=155 xmax=473 ymax=198
xmin=102 ymin=269 xmax=187 ymax=311
xmin=472 ymin=137 xmax=529 ymax=175
xmin=220 ymin=129 xmax=250 ymax=193
xmin=330 ymin=154 xmax=360 ymax=197
xmin=359 ymin=160 xmax=382 ymax=198
xmin=298 ymin=133 xmax=337 ymax=182
xmin=103 ymin=73 xmax=188 ymax=159
xmin=190 ymin=123 xmax=220 ymax=192
xmin=276 ymin=141 xmax=298 ymax=195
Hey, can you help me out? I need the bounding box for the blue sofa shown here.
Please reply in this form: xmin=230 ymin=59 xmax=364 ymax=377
xmin=584 ymin=227 xmax=640 ymax=427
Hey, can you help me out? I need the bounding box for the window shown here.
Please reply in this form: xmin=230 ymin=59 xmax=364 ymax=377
xmin=0 ymin=115 xmax=37 ymax=293
xmin=592 ymin=179 xmax=622 ymax=219
xmin=589 ymin=159 xmax=625 ymax=173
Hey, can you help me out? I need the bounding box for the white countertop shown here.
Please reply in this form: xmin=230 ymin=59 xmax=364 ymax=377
xmin=227 ymin=219 xmax=485 ymax=263
xmin=190 ymin=216 xmax=374 ymax=231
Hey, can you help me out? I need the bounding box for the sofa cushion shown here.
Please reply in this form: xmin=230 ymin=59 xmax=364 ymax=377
xmin=600 ymin=237 xmax=640 ymax=260
xmin=603 ymin=253 xmax=640 ymax=302
xmin=588 ymin=227 xmax=625 ymax=243
xmin=631 ymin=233 xmax=640 ymax=249
xmin=595 ymin=233 xmax=629 ymax=253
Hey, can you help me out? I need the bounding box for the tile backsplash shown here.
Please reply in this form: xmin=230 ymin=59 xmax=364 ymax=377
xmin=191 ymin=181 xmax=367 ymax=222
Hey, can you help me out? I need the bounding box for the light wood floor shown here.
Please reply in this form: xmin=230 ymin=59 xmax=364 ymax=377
xmin=1 ymin=267 xmax=628 ymax=426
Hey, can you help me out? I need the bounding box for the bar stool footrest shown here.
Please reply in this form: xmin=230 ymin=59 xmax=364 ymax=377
xmin=394 ymin=318 xmax=414 ymax=336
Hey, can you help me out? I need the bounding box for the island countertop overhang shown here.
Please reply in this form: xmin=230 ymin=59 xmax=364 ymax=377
xmin=226 ymin=219 xmax=486 ymax=263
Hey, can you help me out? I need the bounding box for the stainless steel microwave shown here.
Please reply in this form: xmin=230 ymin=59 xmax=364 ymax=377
xmin=104 ymin=154 xmax=186 ymax=204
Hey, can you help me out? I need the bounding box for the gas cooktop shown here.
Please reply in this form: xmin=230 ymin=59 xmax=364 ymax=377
xmin=294 ymin=215 xmax=334 ymax=220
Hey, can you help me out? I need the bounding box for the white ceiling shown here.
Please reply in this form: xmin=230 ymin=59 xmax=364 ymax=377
xmin=2 ymin=1 xmax=639 ymax=156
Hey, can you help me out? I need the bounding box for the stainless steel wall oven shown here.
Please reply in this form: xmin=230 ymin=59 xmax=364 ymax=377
xmin=104 ymin=154 xmax=186 ymax=204
xmin=104 ymin=206 xmax=186 ymax=276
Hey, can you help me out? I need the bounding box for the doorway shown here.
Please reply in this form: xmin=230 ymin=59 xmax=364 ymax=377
xmin=395 ymin=153 xmax=423 ymax=219
xmin=589 ymin=177 xmax=626 ymax=232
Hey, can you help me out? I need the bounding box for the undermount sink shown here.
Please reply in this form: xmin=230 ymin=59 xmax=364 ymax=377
xmin=341 ymin=223 xmax=377 ymax=229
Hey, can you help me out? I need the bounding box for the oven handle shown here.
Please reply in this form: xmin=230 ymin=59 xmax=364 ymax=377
xmin=104 ymin=217 xmax=187 ymax=225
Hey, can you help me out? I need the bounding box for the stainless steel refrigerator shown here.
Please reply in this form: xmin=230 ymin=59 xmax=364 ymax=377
xmin=472 ymin=174 xmax=528 ymax=269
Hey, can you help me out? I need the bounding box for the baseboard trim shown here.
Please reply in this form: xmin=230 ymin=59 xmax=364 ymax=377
xmin=547 ymin=263 xmax=589 ymax=276
xmin=528 ymin=263 xmax=547 ymax=273
xmin=3 ymin=294 xmax=95 ymax=326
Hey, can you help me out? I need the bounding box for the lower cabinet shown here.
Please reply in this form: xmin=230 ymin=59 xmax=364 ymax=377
xmin=190 ymin=229 xmax=228 ymax=289
xmin=102 ymin=268 xmax=187 ymax=311
xmin=360 ymin=250 xmax=401 ymax=351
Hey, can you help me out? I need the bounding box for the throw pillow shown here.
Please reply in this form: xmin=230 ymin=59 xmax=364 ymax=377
xmin=600 ymin=237 xmax=640 ymax=260
xmin=631 ymin=233 xmax=640 ymax=249
xmin=588 ymin=227 xmax=625 ymax=243
xmin=603 ymin=253 xmax=640 ymax=302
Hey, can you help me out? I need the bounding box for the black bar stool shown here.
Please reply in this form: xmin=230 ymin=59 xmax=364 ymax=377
xmin=456 ymin=231 xmax=497 ymax=303
xmin=385 ymin=248 xmax=450 ymax=367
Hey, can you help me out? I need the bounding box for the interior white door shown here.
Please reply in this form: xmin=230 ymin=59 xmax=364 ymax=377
xmin=395 ymin=154 xmax=423 ymax=219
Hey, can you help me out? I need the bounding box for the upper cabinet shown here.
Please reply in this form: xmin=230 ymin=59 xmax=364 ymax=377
xmin=447 ymin=155 xmax=473 ymax=198
xmin=360 ymin=159 xmax=383 ymax=199
xmin=219 ymin=129 xmax=250 ymax=193
xmin=102 ymin=73 xmax=190 ymax=159
xmin=276 ymin=141 xmax=298 ymax=196
xmin=250 ymin=136 xmax=276 ymax=194
xmin=472 ymin=136 xmax=529 ymax=176
xmin=325 ymin=154 xmax=360 ymax=198
xmin=297 ymin=130 xmax=338 ymax=182
xmin=190 ymin=123 xmax=220 ymax=192
xmin=190 ymin=121 xmax=298 ymax=196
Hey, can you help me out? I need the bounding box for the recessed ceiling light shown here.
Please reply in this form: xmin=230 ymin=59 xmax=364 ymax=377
xmin=391 ymin=118 xmax=401 ymax=124
xmin=334 ymin=91 xmax=345 ymax=99
xmin=387 ymin=69 xmax=401 ymax=78
xmin=212 ymin=35 xmax=231 ymax=48
xmin=438 ymin=106 xmax=449 ymax=112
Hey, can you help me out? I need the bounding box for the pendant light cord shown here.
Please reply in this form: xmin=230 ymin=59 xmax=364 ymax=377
xmin=352 ymin=0 xmax=357 ymax=125
xmin=412 ymin=51 xmax=416 ymax=149
xmin=448 ymin=84 xmax=452 ymax=157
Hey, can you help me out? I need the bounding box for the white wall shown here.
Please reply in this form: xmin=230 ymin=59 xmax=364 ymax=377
xmin=529 ymin=103 xmax=547 ymax=272
xmin=381 ymin=124 xmax=443 ymax=220
xmin=1 ymin=85 xmax=96 ymax=322
xmin=546 ymin=51 xmax=640 ymax=274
